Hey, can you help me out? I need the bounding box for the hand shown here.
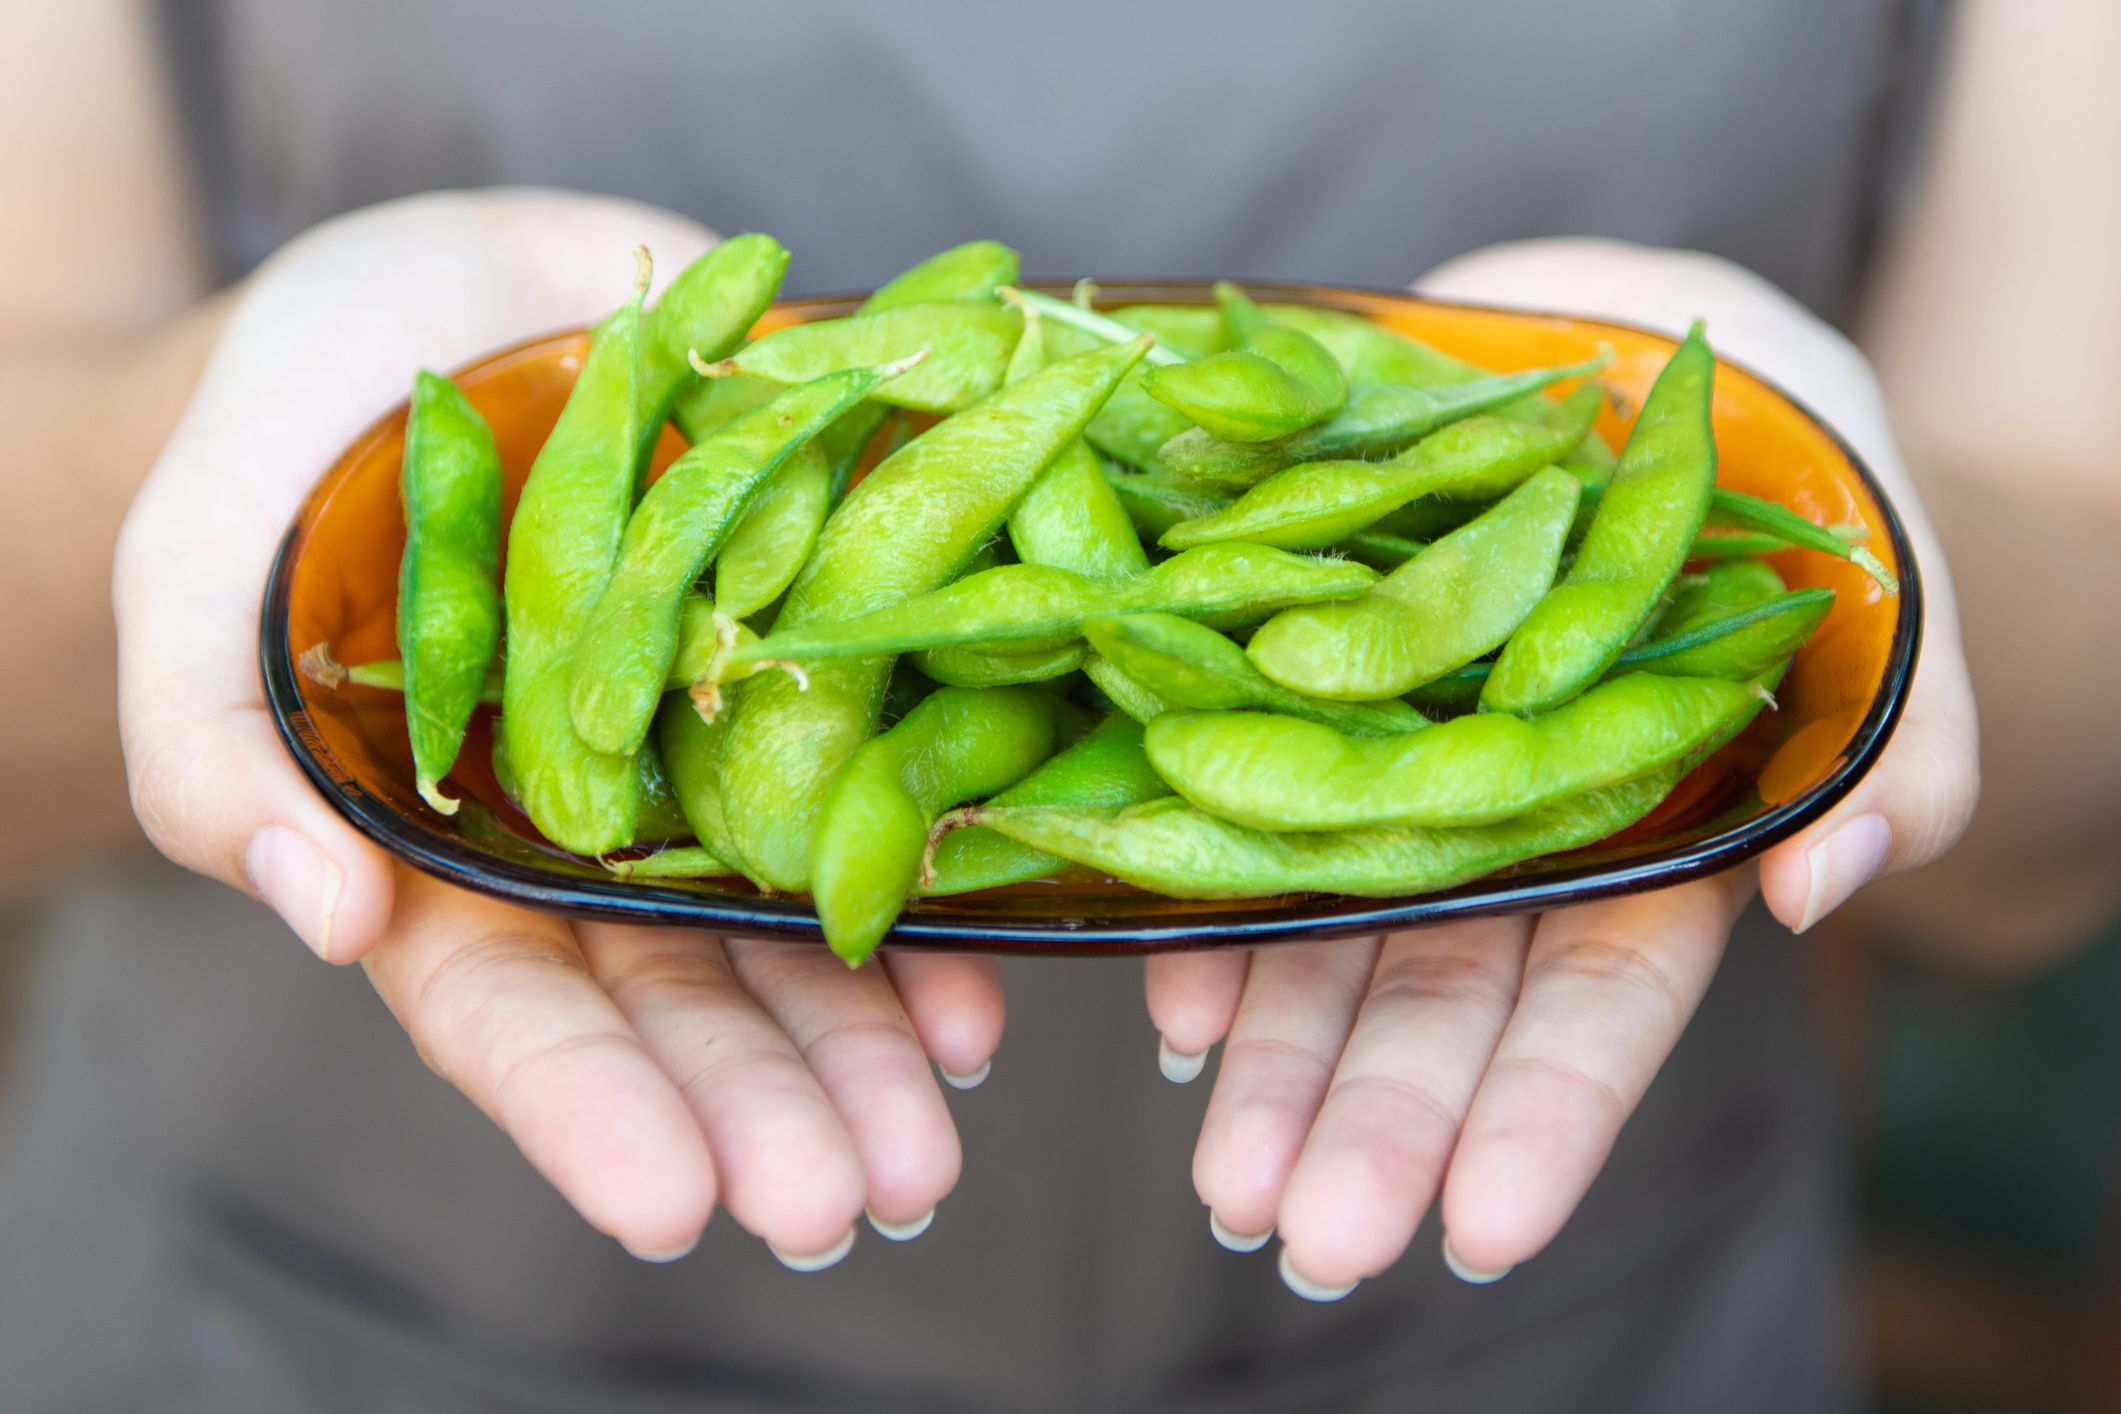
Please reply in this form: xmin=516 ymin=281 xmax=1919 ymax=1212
xmin=1146 ymin=238 xmax=1980 ymax=1299
xmin=113 ymin=188 xmax=1000 ymax=1262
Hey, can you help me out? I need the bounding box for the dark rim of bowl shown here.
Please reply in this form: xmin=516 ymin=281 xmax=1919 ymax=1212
xmin=260 ymin=281 xmax=1922 ymax=955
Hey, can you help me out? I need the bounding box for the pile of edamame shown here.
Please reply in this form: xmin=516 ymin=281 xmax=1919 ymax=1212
xmin=339 ymin=237 xmax=1900 ymax=966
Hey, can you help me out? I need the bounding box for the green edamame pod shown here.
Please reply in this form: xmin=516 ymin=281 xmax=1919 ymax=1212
xmin=1246 ymin=467 xmax=1579 ymax=701
xmin=946 ymin=770 xmax=1678 ymax=900
xmin=673 ymin=243 xmax=1022 ymax=502
xmin=1004 ymin=288 xmax=1198 ymax=472
xmin=1409 ymin=582 xmax=1835 ymax=708
xmin=490 ymin=719 xmax=688 ymax=844
xmin=1159 ymin=398 xmax=1596 ymax=552
xmin=911 ymin=641 xmax=1088 ymax=688
xmin=714 ymin=440 xmax=831 ymax=619
xmin=716 ymin=300 xmax=1023 ymax=414
xmin=1158 ymin=354 xmax=1612 ymax=489
xmin=607 ymin=846 xmax=738 ymax=881
xmin=722 ymin=545 xmax=1378 ymax=669
xmin=1003 ymin=306 xmax=1150 ymax=580
xmin=811 ymin=685 xmax=1068 ymax=964
xmin=1143 ymin=289 xmax=1348 ymax=442
xmin=655 ymin=691 xmax=741 ymax=865
xmin=1660 ymin=558 xmax=1789 ymax=636
xmin=1482 ymin=322 xmax=1719 ymax=716
xmin=397 ymin=370 xmax=503 ymax=814
xmin=639 ymin=233 xmax=790 ymax=461
xmin=920 ymin=713 xmax=1171 ymax=896
xmin=1257 ymin=305 xmax=1488 ymax=388
xmin=719 ymin=336 xmax=1151 ymax=891
xmin=1146 ymin=672 xmax=1760 ymax=832
xmin=570 ymin=359 xmax=917 ymax=756
xmin=1082 ymin=654 xmax=1173 ymax=725
xmin=500 ymin=256 xmax=651 ymax=855
xmin=1081 ymin=614 xmax=1428 ymax=736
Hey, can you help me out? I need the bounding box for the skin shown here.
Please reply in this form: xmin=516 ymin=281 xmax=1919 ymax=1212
xmin=40 ymin=0 xmax=2115 ymax=1291
xmin=396 ymin=369 xmax=502 ymax=813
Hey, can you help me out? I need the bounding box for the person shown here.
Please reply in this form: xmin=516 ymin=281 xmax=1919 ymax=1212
xmin=3 ymin=1 xmax=2111 ymax=1408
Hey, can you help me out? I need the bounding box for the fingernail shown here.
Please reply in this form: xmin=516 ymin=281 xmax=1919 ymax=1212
xmin=768 ymin=1227 xmax=855 ymax=1272
xmin=1442 ymin=1234 xmax=1512 ymax=1285
xmin=867 ymin=1207 xmax=934 ymax=1242
xmin=621 ymin=1235 xmax=699 ymax=1263
xmin=245 ymin=827 xmax=343 ymax=962
xmin=939 ymin=1058 xmax=991 ymax=1090
xmin=1794 ymin=812 xmax=1892 ymax=934
xmin=1278 ymin=1246 xmax=1358 ymax=1302
xmin=1209 ymin=1211 xmax=1272 ymax=1253
xmin=1158 ymin=1035 xmax=1208 ymax=1084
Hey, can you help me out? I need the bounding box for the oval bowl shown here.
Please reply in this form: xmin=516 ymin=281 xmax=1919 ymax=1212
xmin=262 ymin=280 xmax=1920 ymax=954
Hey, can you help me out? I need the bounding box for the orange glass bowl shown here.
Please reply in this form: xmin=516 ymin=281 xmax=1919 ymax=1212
xmin=261 ymin=281 xmax=1919 ymax=954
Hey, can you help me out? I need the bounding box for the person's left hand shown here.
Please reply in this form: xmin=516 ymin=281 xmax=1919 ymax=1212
xmin=1145 ymin=238 xmax=1980 ymax=1300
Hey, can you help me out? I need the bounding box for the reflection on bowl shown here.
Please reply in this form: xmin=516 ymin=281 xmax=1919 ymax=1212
xmin=261 ymin=281 xmax=1919 ymax=955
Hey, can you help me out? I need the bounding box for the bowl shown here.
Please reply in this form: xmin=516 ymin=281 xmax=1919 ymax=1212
xmin=261 ymin=280 xmax=1920 ymax=954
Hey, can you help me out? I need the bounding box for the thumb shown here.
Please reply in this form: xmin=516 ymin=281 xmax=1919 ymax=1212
xmin=114 ymin=188 xmax=718 ymax=962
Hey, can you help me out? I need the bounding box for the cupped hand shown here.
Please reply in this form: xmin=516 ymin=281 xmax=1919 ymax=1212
xmin=1148 ymin=237 xmax=1980 ymax=1299
xmin=113 ymin=188 xmax=1000 ymax=1262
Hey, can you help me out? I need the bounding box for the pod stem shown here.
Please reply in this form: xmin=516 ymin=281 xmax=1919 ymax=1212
xmin=297 ymin=641 xmax=349 ymax=689
xmin=918 ymin=806 xmax=987 ymax=889
xmin=688 ymin=349 xmax=742 ymax=379
xmin=998 ymin=287 xmax=1183 ymax=367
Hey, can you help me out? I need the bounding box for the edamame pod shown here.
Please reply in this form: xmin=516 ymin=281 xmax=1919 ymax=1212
xmin=397 ymin=370 xmax=503 ymax=813
xmin=942 ymin=770 xmax=1679 ymax=900
xmin=1245 ymin=467 xmax=1579 ymax=700
xmin=1409 ymin=583 xmax=1835 ymax=708
xmin=1482 ymin=323 xmax=1719 ymax=715
xmin=1003 ymin=308 xmax=1150 ymax=580
xmin=911 ymin=641 xmax=1088 ymax=688
xmin=1145 ymin=673 xmax=1760 ymax=832
xmin=490 ymin=719 xmax=690 ymax=844
xmin=1081 ymin=614 xmax=1428 ymax=736
xmin=920 ymin=713 xmax=1171 ymax=896
xmin=1158 ymin=354 xmax=1612 ymax=488
xmin=811 ymin=685 xmax=1068 ymax=963
xmin=714 ymin=441 xmax=831 ymax=619
xmin=570 ymin=360 xmax=918 ymax=756
xmin=500 ymin=256 xmax=650 ymax=855
xmin=1159 ymin=399 xmax=1596 ymax=551
xmin=1082 ymin=654 xmax=1173 ymax=725
xmin=1142 ymin=315 xmax=1348 ymax=442
xmin=716 ymin=300 xmax=1023 ymax=413
xmin=656 ymin=690 xmax=741 ymax=865
xmin=721 ymin=545 xmax=1378 ymax=670
xmin=720 ymin=336 xmax=1151 ymax=891
xmin=638 ymin=233 xmax=790 ymax=462
xmin=607 ymin=846 xmax=739 ymax=881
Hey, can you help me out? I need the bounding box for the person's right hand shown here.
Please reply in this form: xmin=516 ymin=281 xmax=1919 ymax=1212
xmin=114 ymin=188 xmax=1001 ymax=1264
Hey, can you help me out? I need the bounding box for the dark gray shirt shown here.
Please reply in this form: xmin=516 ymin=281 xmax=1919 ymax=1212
xmin=1 ymin=2 xmax=1937 ymax=1408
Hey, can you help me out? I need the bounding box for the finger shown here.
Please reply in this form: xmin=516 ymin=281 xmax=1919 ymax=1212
xmin=361 ymin=870 xmax=717 ymax=1258
xmin=1275 ymin=917 xmax=1529 ymax=1292
xmin=1191 ymin=938 xmax=1380 ymax=1245
xmin=1144 ymin=950 xmax=1250 ymax=1082
xmin=1439 ymin=875 xmax=1747 ymax=1277
xmin=880 ymin=950 xmax=1006 ymax=1087
xmin=729 ymin=941 xmax=963 ymax=1234
xmin=578 ymin=923 xmax=866 ymax=1260
xmin=114 ymin=190 xmax=719 ymax=964
xmin=1756 ymin=651 xmax=1979 ymax=932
